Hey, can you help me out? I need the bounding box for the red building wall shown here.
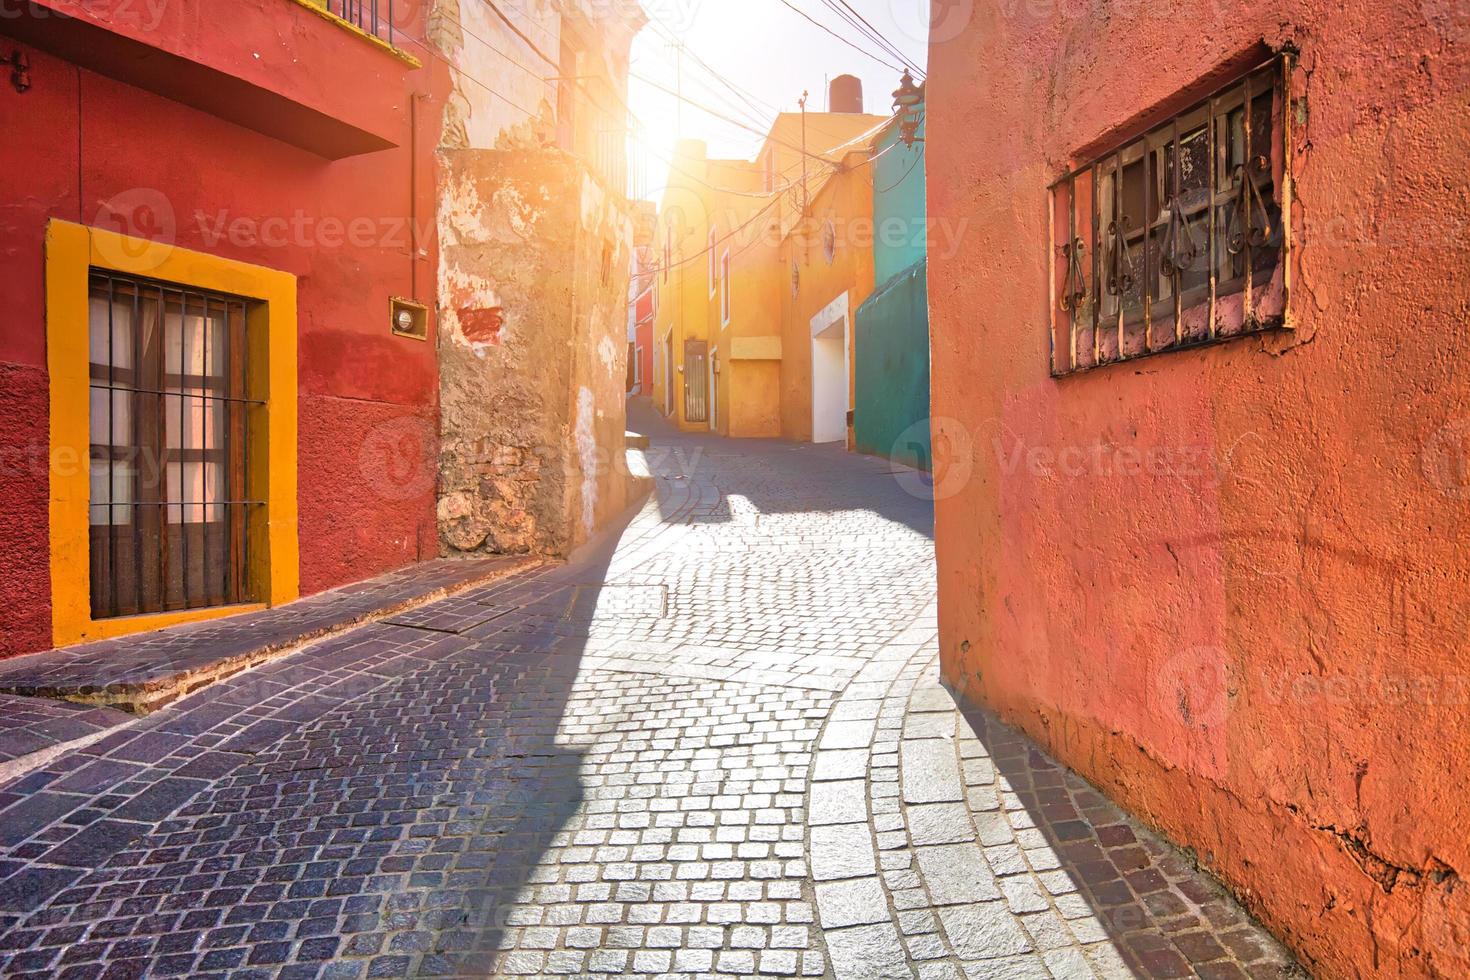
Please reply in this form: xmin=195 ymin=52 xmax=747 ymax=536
xmin=928 ymin=3 xmax=1469 ymax=978
xmin=0 ymin=1 xmax=449 ymax=657
xmin=636 ymin=301 xmax=655 ymax=396
xmin=629 ymin=249 xmax=655 ymax=396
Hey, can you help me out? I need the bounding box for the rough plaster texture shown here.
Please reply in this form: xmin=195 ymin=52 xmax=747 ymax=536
xmin=854 ymin=258 xmax=930 ymax=471
xmin=436 ymin=149 xmax=631 ymax=559
xmin=927 ymin=4 xmax=1469 ymax=979
xmin=0 ymin=18 xmax=448 ymax=657
xmin=430 ymin=0 xmax=562 ymax=152
xmin=780 ymin=161 xmax=876 ymax=445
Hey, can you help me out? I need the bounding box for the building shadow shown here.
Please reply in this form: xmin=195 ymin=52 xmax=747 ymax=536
xmin=0 ymin=502 xmax=642 ymax=979
xmin=627 ymin=398 xmax=935 ymax=542
xmin=953 ymin=701 xmax=1304 ymax=979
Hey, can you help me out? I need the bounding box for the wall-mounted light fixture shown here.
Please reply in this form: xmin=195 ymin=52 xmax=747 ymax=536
xmin=6 ymin=49 xmax=31 ymax=94
xmin=390 ymin=296 xmax=429 ymax=341
xmin=892 ymin=69 xmax=924 ymax=148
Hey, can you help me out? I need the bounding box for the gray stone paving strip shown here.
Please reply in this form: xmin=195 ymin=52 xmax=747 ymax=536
xmin=0 ymin=409 xmax=1302 ymax=980
xmin=0 ymin=557 xmax=540 ymax=715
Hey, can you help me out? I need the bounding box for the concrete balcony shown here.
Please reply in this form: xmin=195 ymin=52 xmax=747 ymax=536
xmin=0 ymin=0 xmax=421 ymax=158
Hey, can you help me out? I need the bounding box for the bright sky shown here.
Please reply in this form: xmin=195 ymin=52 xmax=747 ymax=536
xmin=626 ymin=0 xmax=931 ymax=202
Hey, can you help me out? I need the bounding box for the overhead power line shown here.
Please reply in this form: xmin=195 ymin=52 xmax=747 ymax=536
xmin=820 ymin=0 xmax=924 ymax=77
xmin=644 ymin=18 xmax=782 ymax=122
xmin=630 ymin=72 xmax=850 ymax=167
xmin=659 ymin=195 xmax=784 ymax=273
xmin=477 ymin=0 xmax=560 ymax=66
xmin=392 ymin=29 xmax=544 ymax=119
xmin=654 ymin=138 xmax=908 ymax=276
xmin=771 ymin=0 xmax=905 ymax=74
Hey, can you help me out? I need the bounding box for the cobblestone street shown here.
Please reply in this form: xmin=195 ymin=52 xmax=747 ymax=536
xmin=0 ymin=411 xmax=1298 ymax=980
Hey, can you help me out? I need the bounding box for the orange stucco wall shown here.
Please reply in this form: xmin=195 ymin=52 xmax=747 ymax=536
xmin=727 ymin=360 xmax=781 ymax=438
xmin=927 ymin=4 xmax=1469 ymax=979
xmin=780 ymin=157 xmax=876 ymax=443
xmin=654 ymin=116 xmax=884 ymax=439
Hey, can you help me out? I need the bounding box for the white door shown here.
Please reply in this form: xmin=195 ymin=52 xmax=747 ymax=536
xmin=709 ymin=348 xmax=719 ymax=432
xmin=810 ymin=294 xmax=850 ymax=444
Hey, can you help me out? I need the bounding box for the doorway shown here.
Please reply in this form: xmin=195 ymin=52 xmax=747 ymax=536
xmin=810 ymin=293 xmax=850 ymax=444
xmin=708 ymin=347 xmax=719 ymax=432
xmin=684 ymin=340 xmax=708 ymax=424
xmin=662 ymin=333 xmax=675 ymax=417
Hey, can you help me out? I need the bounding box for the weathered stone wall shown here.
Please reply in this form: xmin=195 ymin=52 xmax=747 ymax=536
xmin=436 ymin=148 xmax=632 ymax=558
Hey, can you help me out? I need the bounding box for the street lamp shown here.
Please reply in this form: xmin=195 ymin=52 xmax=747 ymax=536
xmin=892 ymin=69 xmax=925 ymax=148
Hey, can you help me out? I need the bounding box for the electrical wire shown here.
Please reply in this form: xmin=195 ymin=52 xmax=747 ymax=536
xmin=874 ymin=144 xmax=923 ymax=193
xmin=476 ymin=0 xmax=559 ymax=68
xmin=644 ymin=18 xmax=783 ymax=122
xmin=393 ymin=29 xmax=544 ymax=119
xmin=396 ymin=4 xmax=905 ymax=211
xmin=635 ymin=48 xmax=776 ymax=135
xmin=644 ymin=145 xmax=826 ymax=199
xmin=652 ymin=137 xmax=907 ymax=276
xmin=820 ymin=0 xmax=924 ymax=77
xmin=658 ymin=195 xmax=786 ymax=274
xmin=630 ymin=71 xmax=850 ymax=167
xmin=658 ymin=193 xmax=793 ymax=276
xmin=771 ymin=0 xmax=905 ymax=74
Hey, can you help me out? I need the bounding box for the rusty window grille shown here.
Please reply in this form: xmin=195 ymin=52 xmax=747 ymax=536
xmin=88 ymin=271 xmax=264 ymax=620
xmin=684 ymin=340 xmax=709 ymax=423
xmin=1049 ymin=55 xmax=1293 ymax=376
xmin=325 ymin=0 xmax=395 ymax=46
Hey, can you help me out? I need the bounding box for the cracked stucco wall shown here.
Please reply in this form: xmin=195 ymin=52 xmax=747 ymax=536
xmin=927 ymin=3 xmax=1470 ymax=979
xmin=435 ymin=148 xmax=631 ymax=558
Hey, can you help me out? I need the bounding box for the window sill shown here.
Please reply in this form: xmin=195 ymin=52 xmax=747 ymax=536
xmin=6 ymin=0 xmax=414 ymax=158
xmin=286 ymin=0 xmax=422 ymax=68
xmin=64 ymin=604 xmax=269 ymax=648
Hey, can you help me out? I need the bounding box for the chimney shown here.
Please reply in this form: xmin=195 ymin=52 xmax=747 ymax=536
xmin=828 ymin=75 xmax=863 ymax=114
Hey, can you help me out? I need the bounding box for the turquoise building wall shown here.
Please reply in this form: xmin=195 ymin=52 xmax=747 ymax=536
xmin=855 ymin=258 xmax=930 ymax=470
xmin=872 ymin=111 xmax=926 ymax=285
xmin=855 ymin=101 xmax=930 ymax=471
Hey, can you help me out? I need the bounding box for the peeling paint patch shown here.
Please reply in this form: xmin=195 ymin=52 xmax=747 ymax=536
xmin=494 ymin=185 xmax=542 ymax=238
xmin=439 ymin=171 xmax=488 ymax=245
xmin=575 ymin=386 xmax=598 ymax=538
xmin=460 ymin=306 xmax=505 ymax=345
xmin=598 ymin=335 xmax=620 ymax=373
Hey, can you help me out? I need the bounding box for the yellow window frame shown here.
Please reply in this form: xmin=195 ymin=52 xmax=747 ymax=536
xmin=45 ymin=219 xmax=300 ymax=648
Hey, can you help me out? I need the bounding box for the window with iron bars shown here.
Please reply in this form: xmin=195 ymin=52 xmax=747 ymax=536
xmin=1049 ymin=55 xmax=1292 ymax=376
xmin=88 ymin=271 xmax=263 ymax=620
xmin=322 ymin=0 xmax=397 ymax=46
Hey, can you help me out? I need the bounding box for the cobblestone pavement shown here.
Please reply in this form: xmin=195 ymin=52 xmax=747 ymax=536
xmin=0 ymin=408 xmax=1299 ymax=979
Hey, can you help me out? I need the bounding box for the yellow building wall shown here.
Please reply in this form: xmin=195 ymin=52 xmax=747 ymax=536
xmin=727 ymin=360 xmax=781 ymax=437
xmin=779 ymin=155 xmax=877 ymax=444
xmin=654 ymin=115 xmax=884 ymax=441
xmin=45 ymin=220 xmax=299 ymax=648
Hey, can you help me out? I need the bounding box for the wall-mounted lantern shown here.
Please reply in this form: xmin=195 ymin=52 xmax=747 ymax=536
xmin=892 ymin=70 xmax=924 ymax=148
xmin=5 ymin=49 xmax=31 ymax=94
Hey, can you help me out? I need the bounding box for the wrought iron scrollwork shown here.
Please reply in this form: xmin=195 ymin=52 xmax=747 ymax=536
xmin=1060 ymin=237 xmax=1087 ymax=313
xmin=1159 ymin=196 xmax=1201 ymax=279
xmin=1228 ymin=155 xmax=1274 ymax=255
xmin=1106 ymin=217 xmax=1134 ymax=297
